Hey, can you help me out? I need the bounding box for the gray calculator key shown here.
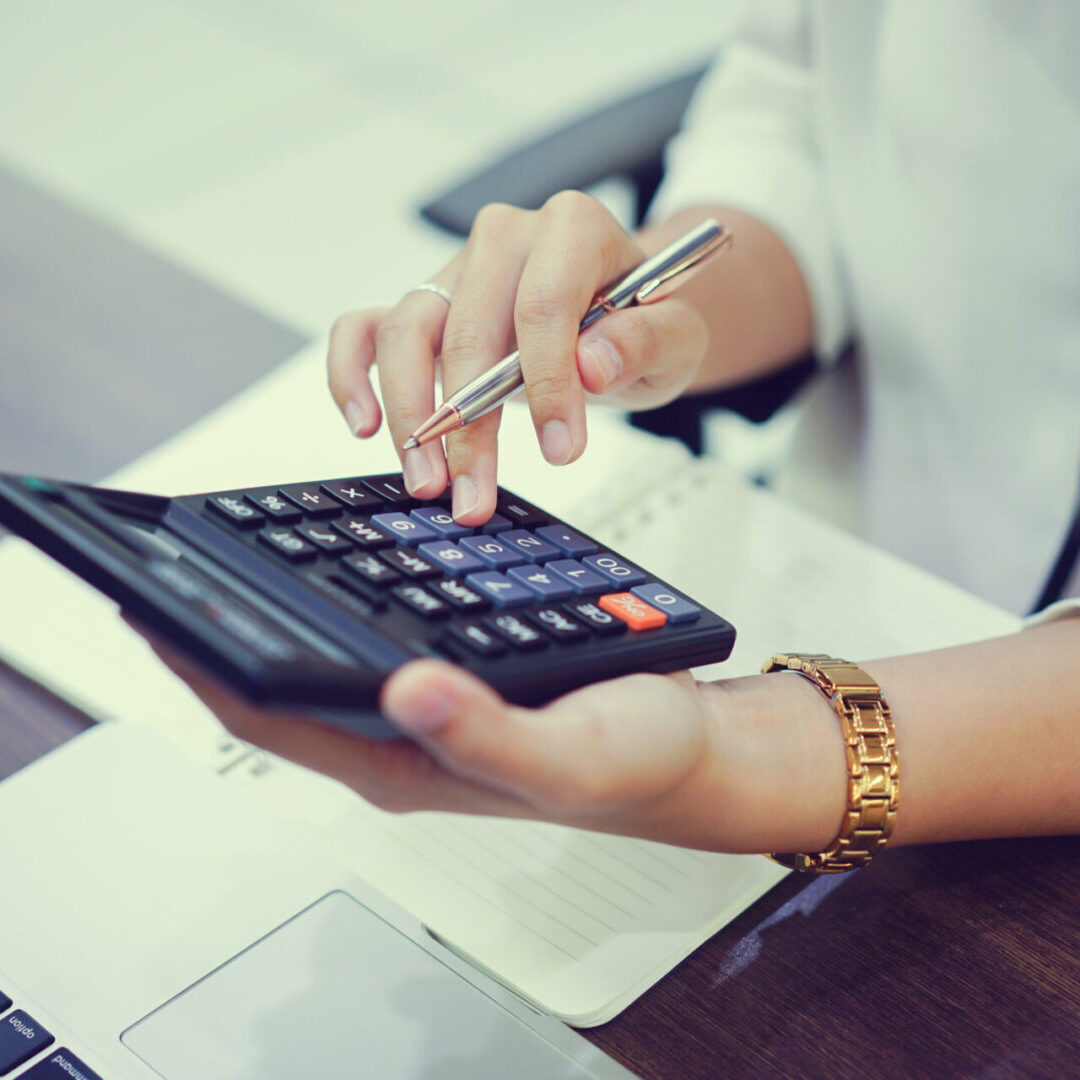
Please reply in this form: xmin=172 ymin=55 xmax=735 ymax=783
xmin=465 ymin=571 xmax=534 ymax=607
xmin=631 ymin=583 xmax=701 ymax=623
xmin=411 ymin=507 xmax=472 ymax=539
xmin=508 ymin=565 xmax=574 ymax=600
xmin=501 ymin=529 xmax=561 ymax=563
xmin=459 ymin=535 xmax=523 ymax=569
xmin=535 ymin=524 xmax=598 ymax=557
xmin=546 ymin=559 xmax=607 ymax=595
xmin=417 ymin=541 xmax=485 ymax=576
xmin=371 ymin=512 xmax=437 ymax=546
xmin=583 ymin=553 xmax=647 ymax=586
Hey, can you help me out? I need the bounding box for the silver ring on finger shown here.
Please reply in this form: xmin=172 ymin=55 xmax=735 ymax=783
xmin=402 ymin=282 xmax=452 ymax=305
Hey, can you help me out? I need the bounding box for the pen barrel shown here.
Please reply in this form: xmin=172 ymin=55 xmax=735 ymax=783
xmin=455 ymin=350 xmax=525 ymax=422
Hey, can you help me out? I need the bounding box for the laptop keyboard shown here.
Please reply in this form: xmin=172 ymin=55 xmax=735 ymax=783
xmin=0 ymin=994 xmax=101 ymax=1078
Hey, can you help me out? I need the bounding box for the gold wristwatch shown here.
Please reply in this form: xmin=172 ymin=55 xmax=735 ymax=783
xmin=762 ymin=653 xmax=900 ymax=873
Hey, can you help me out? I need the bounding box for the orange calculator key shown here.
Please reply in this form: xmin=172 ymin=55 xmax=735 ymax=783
xmin=598 ymin=592 xmax=667 ymax=631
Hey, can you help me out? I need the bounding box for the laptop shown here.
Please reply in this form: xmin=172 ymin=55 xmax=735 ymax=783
xmin=0 ymin=720 xmax=636 ymax=1079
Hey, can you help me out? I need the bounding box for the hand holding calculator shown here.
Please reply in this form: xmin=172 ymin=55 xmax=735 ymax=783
xmin=0 ymin=470 xmax=735 ymax=740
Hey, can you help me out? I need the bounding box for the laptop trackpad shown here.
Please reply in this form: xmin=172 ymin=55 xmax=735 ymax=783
xmin=121 ymin=890 xmax=589 ymax=1080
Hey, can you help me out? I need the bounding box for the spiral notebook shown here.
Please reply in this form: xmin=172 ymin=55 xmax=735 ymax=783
xmin=0 ymin=342 xmax=1017 ymax=1026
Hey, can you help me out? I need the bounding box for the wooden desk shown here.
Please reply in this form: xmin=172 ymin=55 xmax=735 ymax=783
xmin=3 ymin=170 xmax=1079 ymax=1080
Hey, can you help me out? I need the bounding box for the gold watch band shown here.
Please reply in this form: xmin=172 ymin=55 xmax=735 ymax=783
xmin=762 ymin=653 xmax=900 ymax=873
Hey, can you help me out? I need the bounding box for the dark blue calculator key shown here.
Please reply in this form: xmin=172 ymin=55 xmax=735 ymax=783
xmin=22 ymin=1048 xmax=104 ymax=1080
xmin=392 ymin=583 xmax=450 ymax=619
xmin=535 ymin=524 xmax=598 ymax=558
xmin=370 ymin=512 xmax=437 ymax=547
xmin=0 ymin=990 xmax=8 ymax=1013
xmin=459 ymin=535 xmax=523 ymax=569
xmin=495 ymin=495 xmax=546 ymax=528
xmin=417 ymin=541 xmax=485 ymax=576
xmin=500 ymin=529 xmax=561 ymax=563
xmin=432 ymin=577 xmax=491 ymax=612
xmin=546 ymin=559 xmax=608 ymax=595
xmin=631 ymin=583 xmax=702 ymax=624
xmin=320 ymin=479 xmax=385 ymax=511
xmin=507 ymin=565 xmax=574 ymax=601
xmin=360 ymin=474 xmax=414 ymax=505
xmin=0 ymin=1010 xmax=54 ymax=1074
xmin=582 ymin=553 xmax=647 ymax=587
xmin=343 ymin=551 xmax=401 ymax=588
xmin=524 ymin=607 xmax=590 ymax=642
xmin=278 ymin=484 xmax=340 ymax=518
xmin=380 ymin=547 xmax=440 ymax=579
xmin=332 ymin=516 xmax=396 ymax=548
xmin=563 ymin=599 xmax=627 ymax=636
xmin=257 ymin=527 xmax=318 ymax=562
xmin=444 ymin=622 xmax=508 ymax=659
xmin=485 ymin=612 xmax=548 ymax=651
xmin=246 ymin=490 xmax=302 ymax=522
xmin=316 ymin=571 xmax=387 ymax=613
xmin=465 ymin=571 xmax=534 ymax=607
xmin=480 ymin=512 xmax=512 ymax=535
xmin=411 ymin=506 xmax=472 ymax=539
xmin=295 ymin=522 xmax=353 ymax=554
xmin=206 ymin=494 xmax=265 ymax=528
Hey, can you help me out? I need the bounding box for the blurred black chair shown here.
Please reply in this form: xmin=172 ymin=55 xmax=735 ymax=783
xmin=419 ymin=60 xmax=816 ymax=456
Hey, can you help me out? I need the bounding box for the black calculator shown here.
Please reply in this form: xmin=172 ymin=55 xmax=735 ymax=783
xmin=0 ymin=472 xmax=736 ymax=739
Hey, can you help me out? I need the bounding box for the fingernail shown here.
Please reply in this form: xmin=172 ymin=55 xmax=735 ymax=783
xmin=540 ymin=419 xmax=573 ymax=465
xmin=403 ymin=448 xmax=433 ymax=494
xmin=452 ymin=474 xmax=479 ymax=520
xmin=344 ymin=399 xmax=370 ymax=435
xmin=580 ymin=337 xmax=623 ymax=389
xmin=390 ymin=686 xmax=455 ymax=735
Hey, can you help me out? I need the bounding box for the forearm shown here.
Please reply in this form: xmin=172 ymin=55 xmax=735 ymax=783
xmin=704 ymin=618 xmax=1080 ymax=854
xmin=637 ymin=204 xmax=814 ymax=393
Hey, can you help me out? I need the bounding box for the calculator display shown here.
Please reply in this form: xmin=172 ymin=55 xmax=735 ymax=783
xmin=0 ymin=472 xmax=736 ymax=740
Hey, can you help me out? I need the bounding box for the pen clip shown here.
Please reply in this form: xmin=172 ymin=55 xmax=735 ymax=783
xmin=633 ymin=227 xmax=733 ymax=305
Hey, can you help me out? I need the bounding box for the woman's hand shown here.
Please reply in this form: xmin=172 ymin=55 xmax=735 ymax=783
xmin=327 ymin=193 xmax=709 ymax=525
xmin=141 ymin=638 xmax=847 ymax=853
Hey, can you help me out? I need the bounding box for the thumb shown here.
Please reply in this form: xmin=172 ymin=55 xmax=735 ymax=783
xmin=575 ymin=296 xmax=706 ymax=407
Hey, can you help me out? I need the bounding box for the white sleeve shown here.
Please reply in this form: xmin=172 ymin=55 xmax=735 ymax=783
xmin=650 ymin=0 xmax=850 ymax=361
xmin=1024 ymin=597 xmax=1080 ymax=628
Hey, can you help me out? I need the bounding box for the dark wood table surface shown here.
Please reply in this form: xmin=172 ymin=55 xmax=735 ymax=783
xmin=3 ymin=169 xmax=1079 ymax=1080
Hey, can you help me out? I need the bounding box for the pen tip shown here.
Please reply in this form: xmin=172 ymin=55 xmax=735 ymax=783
xmin=402 ymin=436 xmax=419 ymax=451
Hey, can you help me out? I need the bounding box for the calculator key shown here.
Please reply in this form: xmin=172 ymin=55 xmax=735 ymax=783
xmin=459 ymin=535 xmax=523 ymax=569
xmin=295 ymin=523 xmax=352 ymax=553
xmin=206 ymin=494 xmax=265 ymax=528
xmin=417 ymin=541 xmax=485 ymax=576
xmin=258 ymin=527 xmax=317 ymax=561
xmin=380 ymin=547 xmax=440 ymax=579
xmin=22 ymin=1048 xmax=104 ymax=1080
xmin=465 ymin=571 xmax=534 ymax=607
xmin=392 ymin=584 xmax=450 ymax=619
xmin=246 ymin=490 xmax=302 ymax=522
xmin=278 ymin=485 xmax=340 ymax=518
xmin=500 ymin=529 xmax=561 ymax=563
xmin=333 ymin=516 xmax=396 ymax=549
xmin=411 ymin=506 xmax=472 ymax=539
xmin=495 ymin=494 xmax=546 ymax=528
xmin=445 ymin=622 xmax=508 ymax=658
xmin=563 ymin=599 xmax=627 ymax=636
xmin=546 ymin=559 xmax=608 ymax=595
xmin=485 ymin=612 xmax=547 ymax=650
xmin=343 ymin=551 xmax=402 ymax=587
xmin=371 ymin=512 xmax=437 ymax=546
xmin=631 ymin=584 xmax=701 ymax=624
xmin=432 ymin=577 xmax=491 ymax=611
xmin=360 ymin=474 xmax=414 ymax=504
xmin=535 ymin=524 xmax=598 ymax=558
xmin=321 ymin=479 xmax=385 ymax=511
xmin=525 ymin=607 xmax=589 ymax=642
xmin=480 ymin=512 xmax=513 ymax=534
xmin=0 ymin=1010 xmax=54 ymax=1074
xmin=508 ymin=565 xmax=574 ymax=600
xmin=599 ymin=592 xmax=667 ymax=631
xmin=583 ymin=554 xmax=647 ymax=587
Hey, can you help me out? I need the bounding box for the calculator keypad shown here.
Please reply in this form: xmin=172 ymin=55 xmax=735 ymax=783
xmin=197 ymin=472 xmax=713 ymax=691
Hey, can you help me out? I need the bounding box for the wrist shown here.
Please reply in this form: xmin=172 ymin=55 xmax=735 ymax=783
xmin=697 ymin=671 xmax=848 ymax=853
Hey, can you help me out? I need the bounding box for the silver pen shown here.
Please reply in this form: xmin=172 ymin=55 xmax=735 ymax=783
xmin=402 ymin=218 xmax=732 ymax=450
